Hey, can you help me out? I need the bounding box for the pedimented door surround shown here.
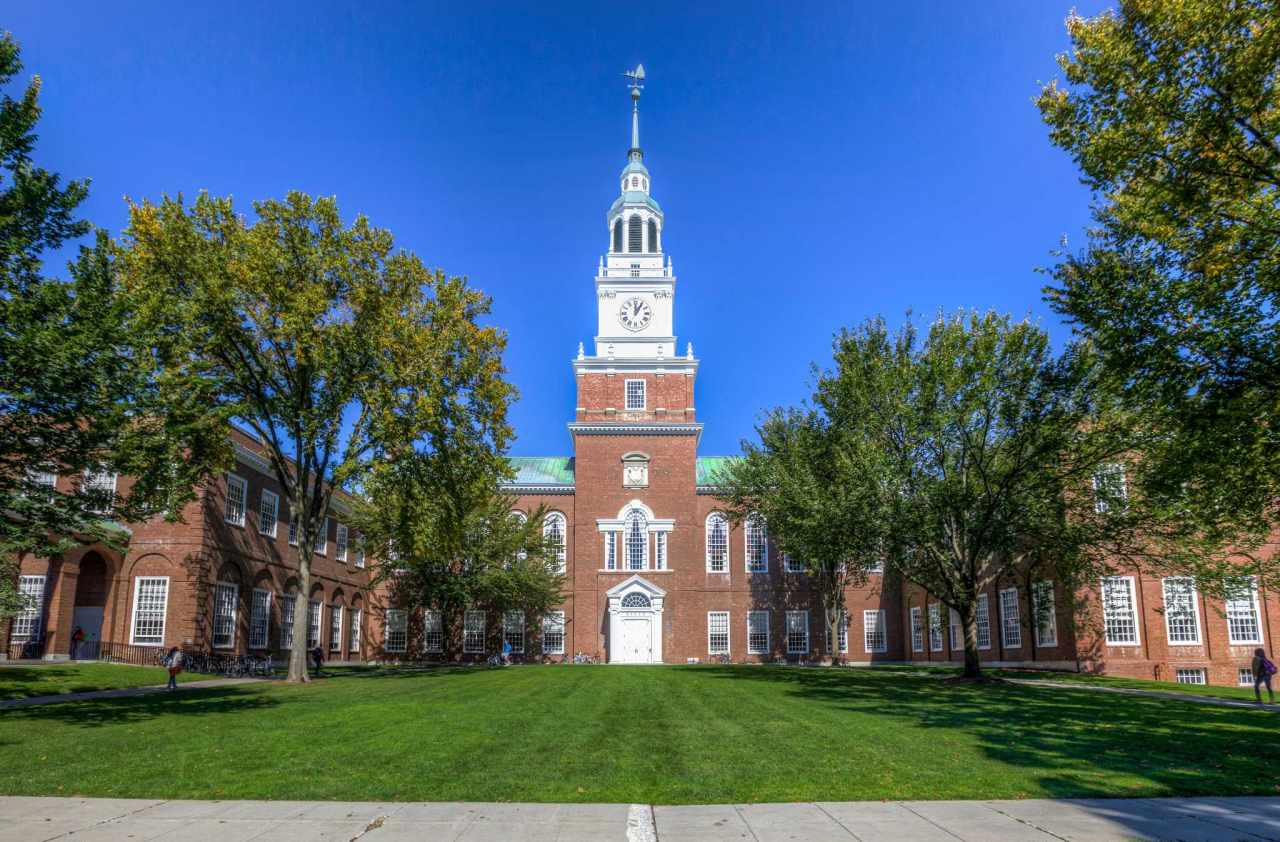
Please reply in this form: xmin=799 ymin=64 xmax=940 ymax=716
xmin=606 ymin=575 xmax=665 ymax=664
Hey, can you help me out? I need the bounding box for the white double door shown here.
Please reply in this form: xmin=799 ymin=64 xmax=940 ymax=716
xmin=617 ymin=614 xmax=654 ymax=664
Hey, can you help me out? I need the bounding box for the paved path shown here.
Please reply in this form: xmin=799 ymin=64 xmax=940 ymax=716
xmin=2 ymin=796 xmax=1278 ymax=841
xmin=0 ymin=678 xmax=262 ymax=710
xmin=1005 ymin=678 xmax=1280 ymax=712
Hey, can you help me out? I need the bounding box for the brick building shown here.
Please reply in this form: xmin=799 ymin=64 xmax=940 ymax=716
xmin=7 ymin=75 xmax=1279 ymax=690
xmin=2 ymin=426 xmax=375 ymax=663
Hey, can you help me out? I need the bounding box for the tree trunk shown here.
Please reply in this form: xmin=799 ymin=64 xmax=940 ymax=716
xmin=286 ymin=527 xmax=313 ymax=683
xmin=961 ymin=604 xmax=982 ymax=679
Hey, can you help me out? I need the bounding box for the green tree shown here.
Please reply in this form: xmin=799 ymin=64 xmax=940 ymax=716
xmin=815 ymin=312 xmax=1149 ymax=679
xmin=356 ymin=450 xmax=565 ymax=659
xmin=116 ymin=191 xmax=513 ymax=681
xmin=1038 ymin=0 xmax=1280 ymax=581
xmin=0 ymin=33 xmax=224 ymax=616
xmin=718 ymin=409 xmax=889 ymax=664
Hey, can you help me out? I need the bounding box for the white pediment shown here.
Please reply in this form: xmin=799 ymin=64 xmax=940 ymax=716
xmin=605 ymin=574 xmax=667 ymax=599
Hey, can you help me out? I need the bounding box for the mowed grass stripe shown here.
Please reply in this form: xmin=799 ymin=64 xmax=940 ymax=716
xmin=0 ymin=665 xmax=1272 ymax=803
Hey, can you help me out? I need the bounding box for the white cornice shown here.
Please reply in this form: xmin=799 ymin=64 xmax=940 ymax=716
xmin=500 ymin=484 xmax=576 ymax=496
xmin=233 ymin=442 xmax=273 ymax=475
xmin=568 ymin=422 xmax=702 ymax=444
xmin=573 ymin=358 xmax=699 ymax=375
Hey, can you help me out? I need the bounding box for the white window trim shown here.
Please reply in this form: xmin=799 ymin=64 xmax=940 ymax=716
xmin=249 ymin=588 xmax=272 ymax=649
xmin=129 ymin=576 xmax=169 ymax=647
xmin=1175 ymin=668 xmax=1207 ymax=685
xmin=999 ymin=587 xmax=1022 ymax=649
xmin=542 ymin=610 xmax=566 ymax=655
xmin=307 ymin=599 xmax=322 ymax=649
xmin=1032 ymin=581 xmax=1058 ymax=648
xmin=863 ymin=609 xmax=887 ymax=654
xmin=11 ymin=575 xmax=47 ymax=642
xmin=464 ymin=609 xmax=486 ymax=654
xmin=258 ymin=489 xmax=279 ymax=537
xmin=313 ymin=517 xmax=329 ymax=556
xmin=654 ymin=531 xmax=667 ymax=570
xmin=1226 ymin=576 xmax=1264 ymax=645
xmin=707 ymin=611 xmax=730 ymax=655
xmin=335 ymin=523 xmax=348 ymax=563
xmin=385 ymin=609 xmax=408 ymax=653
xmin=1239 ymin=667 xmax=1255 ymax=687
xmin=280 ymin=593 xmax=297 ymax=650
xmin=705 ymin=513 xmax=729 ymax=573
xmin=786 ymin=610 xmax=809 ymax=655
xmin=976 ymin=594 xmax=992 ymax=650
xmin=349 ymin=607 xmax=362 ymax=654
xmin=212 ymin=581 xmax=238 ymax=649
xmin=910 ymin=606 xmax=924 ymax=653
xmin=745 ymin=514 xmax=768 ymax=573
xmin=1161 ymin=577 xmax=1202 ymax=646
xmin=424 ymin=609 xmax=444 ymax=653
xmin=504 ymin=610 xmax=525 ymax=655
xmin=329 ymin=604 xmax=343 ymax=653
xmin=949 ymin=607 xmax=962 ymax=651
xmin=224 ymin=473 xmax=248 ymax=527
xmin=783 ymin=553 xmax=804 ymax=574
xmin=1101 ymin=575 xmax=1141 ymax=646
xmin=624 ymin=378 xmax=646 ymax=411
xmin=747 ymin=610 xmax=770 ymax=655
xmin=544 ymin=512 xmax=568 ymax=575
xmin=928 ymin=603 xmax=943 ymax=652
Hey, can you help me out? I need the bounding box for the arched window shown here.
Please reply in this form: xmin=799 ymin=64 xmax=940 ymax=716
xmin=628 ymin=215 xmax=643 ymax=253
xmin=648 ymin=219 xmax=658 ymax=252
xmin=625 ymin=509 xmax=647 ymax=570
xmin=510 ymin=511 xmax=528 ymax=563
xmin=544 ymin=512 xmax=566 ymax=574
xmin=612 ymin=219 xmax=623 ymax=253
xmin=745 ymin=513 xmax=768 ymax=573
xmin=706 ymin=513 xmax=729 ymax=573
xmin=621 ymin=592 xmax=651 ymax=609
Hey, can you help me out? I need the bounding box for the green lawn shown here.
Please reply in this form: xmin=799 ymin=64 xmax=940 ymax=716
xmin=0 ymin=663 xmax=209 ymax=700
xmin=0 ymin=665 xmax=1273 ymax=803
xmin=988 ymin=667 xmax=1268 ymax=702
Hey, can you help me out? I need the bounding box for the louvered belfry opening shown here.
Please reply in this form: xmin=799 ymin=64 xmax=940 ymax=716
xmin=647 ymin=219 xmax=658 ymax=252
xmin=612 ymin=219 xmax=623 ymax=252
xmin=628 ymin=214 xmax=643 ymax=252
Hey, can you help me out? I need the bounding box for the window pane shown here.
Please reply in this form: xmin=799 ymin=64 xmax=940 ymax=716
xmin=504 ymin=610 xmax=525 ymax=654
xmin=625 ymin=510 xmax=647 ymax=570
xmin=385 ymin=609 xmax=407 ymax=653
xmin=281 ymin=595 xmax=296 ymax=649
xmin=424 ymin=609 xmax=443 ymax=653
xmin=928 ymin=604 xmax=943 ymax=652
xmin=1033 ymin=582 xmax=1058 ymax=647
xmin=625 ymin=380 xmax=646 ymax=410
xmin=307 ymin=600 xmax=321 ymax=649
xmin=258 ymin=491 xmax=279 ymax=536
xmin=131 ymin=577 xmax=169 ymax=646
xmin=708 ymin=611 xmax=729 ymax=655
xmin=706 ymin=515 xmax=728 ymax=572
xmin=11 ymin=575 xmax=47 ymax=642
xmin=225 ymin=475 xmax=247 ymax=526
xmin=745 ymin=514 xmax=767 ymax=573
xmin=1226 ymin=577 xmax=1262 ymax=644
xmin=544 ymin=514 xmax=567 ymax=574
xmin=976 ymin=594 xmax=992 ymax=649
xmin=464 ymin=610 xmax=486 ymax=653
xmin=1101 ymin=577 xmax=1138 ymax=645
xmin=786 ymin=611 xmax=808 ymax=655
xmin=542 ymin=611 xmax=565 ymax=655
xmin=212 ymin=582 xmax=237 ymax=649
xmin=329 ymin=604 xmax=342 ymax=652
xmin=747 ymin=611 xmax=769 ymax=654
xmin=1162 ymin=577 xmax=1200 ymax=644
xmin=349 ymin=608 xmax=362 ymax=654
xmin=999 ymin=589 xmax=1021 ymax=649
xmin=863 ymin=609 xmax=886 ymax=654
xmin=910 ymin=607 xmax=924 ymax=653
xmin=249 ymin=589 xmax=271 ymax=649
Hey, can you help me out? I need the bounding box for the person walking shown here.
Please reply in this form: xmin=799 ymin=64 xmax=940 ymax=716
xmin=69 ymin=626 xmax=84 ymax=660
xmin=164 ymin=646 xmax=183 ymax=691
xmin=310 ymin=645 xmax=324 ymax=678
xmin=1252 ymin=648 xmax=1277 ymax=705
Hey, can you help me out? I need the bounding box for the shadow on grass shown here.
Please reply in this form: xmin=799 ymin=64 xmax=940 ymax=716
xmin=0 ymin=685 xmax=282 ymax=728
xmin=699 ymin=666 xmax=1277 ymax=802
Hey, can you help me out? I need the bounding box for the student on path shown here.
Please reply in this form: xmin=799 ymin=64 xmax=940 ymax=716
xmin=1252 ymin=648 xmax=1277 ymax=704
xmin=164 ymin=646 xmax=183 ymax=691
xmin=310 ymin=645 xmax=324 ymax=678
xmin=69 ymin=626 xmax=84 ymax=660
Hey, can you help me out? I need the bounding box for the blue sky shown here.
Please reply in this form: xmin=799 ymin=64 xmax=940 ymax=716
xmin=12 ymin=1 xmax=1108 ymax=457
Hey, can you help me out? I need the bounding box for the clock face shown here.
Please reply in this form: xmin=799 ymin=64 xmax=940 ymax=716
xmin=618 ymin=297 xmax=652 ymax=331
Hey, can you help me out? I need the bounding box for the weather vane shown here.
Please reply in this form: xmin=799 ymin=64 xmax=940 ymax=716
xmin=624 ymin=64 xmax=645 ymax=96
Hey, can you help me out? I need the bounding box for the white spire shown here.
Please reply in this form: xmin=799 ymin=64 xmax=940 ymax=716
xmin=624 ymin=64 xmax=645 ymax=158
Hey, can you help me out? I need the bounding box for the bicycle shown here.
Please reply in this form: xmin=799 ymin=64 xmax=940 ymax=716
xmin=572 ymin=651 xmax=597 ymax=664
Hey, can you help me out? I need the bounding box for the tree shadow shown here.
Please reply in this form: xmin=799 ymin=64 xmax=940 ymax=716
xmin=0 ymin=686 xmax=282 ymax=728
xmin=698 ymin=665 xmax=1277 ymax=805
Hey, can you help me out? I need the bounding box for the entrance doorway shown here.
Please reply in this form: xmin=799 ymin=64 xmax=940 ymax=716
xmin=72 ymin=553 xmax=109 ymax=659
xmin=606 ymin=575 xmax=665 ymax=664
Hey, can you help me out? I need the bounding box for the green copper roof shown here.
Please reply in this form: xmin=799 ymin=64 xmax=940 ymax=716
xmin=505 ymin=457 xmax=575 ymax=486
xmin=696 ymin=456 xmax=738 ymax=486
xmin=621 ymin=159 xmax=650 ymax=177
xmin=609 ymin=191 xmax=663 ymax=217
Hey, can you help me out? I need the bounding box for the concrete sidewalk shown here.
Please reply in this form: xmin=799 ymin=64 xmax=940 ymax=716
xmin=1 ymin=796 xmax=1278 ymax=841
xmin=1004 ymin=677 xmax=1280 ymax=712
xmin=0 ymin=678 xmax=262 ymax=710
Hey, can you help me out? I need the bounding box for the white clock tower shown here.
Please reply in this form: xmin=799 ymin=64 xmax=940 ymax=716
xmin=587 ymin=64 xmax=684 ymax=363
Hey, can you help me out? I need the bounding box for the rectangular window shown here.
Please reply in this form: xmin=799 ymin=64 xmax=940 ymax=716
xmin=654 ymin=532 xmax=667 ymax=570
xmin=867 ymin=558 xmax=885 ymax=575
xmin=83 ymin=469 xmax=117 ymax=514
xmin=863 ymin=609 xmax=887 ymax=654
xmin=504 ymin=610 xmax=525 ymax=654
xmin=747 ymin=610 xmax=769 ymax=655
xmin=249 ymin=588 xmax=271 ymax=649
xmin=281 ymin=595 xmax=296 ymax=649
xmin=625 ymin=379 xmax=646 ymax=410
xmin=604 ymin=531 xmax=617 ymax=570
xmin=11 ymin=575 xmax=47 ymax=642
xmin=786 ymin=610 xmax=809 ymax=655
xmin=1162 ymin=577 xmax=1201 ymax=645
xmin=1239 ymin=667 xmax=1255 ymax=687
xmin=288 ymin=510 xmax=298 ymax=546
xmin=745 ymin=515 xmax=768 ymax=573
xmin=1101 ymin=576 xmax=1139 ymax=645
xmin=824 ymin=611 xmax=849 ymax=654
xmin=542 ymin=611 xmax=566 ymax=655
xmin=329 ymin=604 xmax=342 ymax=653
xmin=1175 ymin=668 xmax=1206 ymax=685
xmin=999 ymin=588 xmax=1022 ymax=649
xmin=1226 ymin=576 xmax=1263 ymax=644
xmin=348 ymin=608 xmax=361 ymax=654
xmin=928 ymin=603 xmax=943 ymax=652
xmin=28 ymin=468 xmax=57 ymax=491
xmin=707 ymin=611 xmax=730 ymax=655
xmin=783 ymin=553 xmax=804 ymax=573
xmin=1093 ymin=463 xmax=1128 ymax=513
xmin=1033 ymin=581 xmax=1058 ymax=647
xmin=949 ymin=607 xmax=962 ymax=650
xmin=225 ymin=474 xmax=247 ymax=526
xmin=130 ymin=576 xmax=169 ymax=646
xmin=424 ymin=609 xmax=444 ymax=653
xmin=464 ymin=610 xmax=486 ymax=654
xmin=313 ymin=517 xmax=329 ymax=555
xmin=976 ymin=594 xmax=992 ymax=650
xmin=307 ymin=599 xmax=321 ymax=649
xmin=354 ymin=543 xmax=365 ymax=569
xmin=212 ymin=582 xmax=238 ymax=649
xmin=385 ymin=609 xmax=407 ymax=653
xmin=258 ymin=490 xmax=279 ymax=537
xmin=910 ymin=606 xmax=924 ymax=653
xmin=335 ymin=524 xmax=348 ymax=562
